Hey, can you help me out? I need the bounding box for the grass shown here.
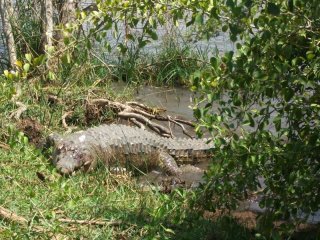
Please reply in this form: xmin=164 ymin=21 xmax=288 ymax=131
xmin=0 ymin=143 xmax=201 ymax=239
xmin=100 ymin=37 xmax=210 ymax=87
xmin=0 ymin=69 xmax=257 ymax=239
xmin=0 ymin=143 xmax=255 ymax=239
xmin=0 ymin=76 xmax=191 ymax=238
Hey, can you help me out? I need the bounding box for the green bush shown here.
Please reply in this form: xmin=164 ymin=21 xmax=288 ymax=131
xmin=192 ymin=0 xmax=320 ymax=236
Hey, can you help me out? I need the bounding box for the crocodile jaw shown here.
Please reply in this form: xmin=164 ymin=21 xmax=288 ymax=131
xmin=53 ymin=142 xmax=94 ymax=175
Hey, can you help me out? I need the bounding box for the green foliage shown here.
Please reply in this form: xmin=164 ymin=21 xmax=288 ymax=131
xmin=57 ymin=0 xmax=213 ymax=87
xmin=191 ymin=0 xmax=320 ymax=236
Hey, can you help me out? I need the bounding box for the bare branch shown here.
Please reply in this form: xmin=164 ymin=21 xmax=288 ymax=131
xmin=87 ymin=98 xmax=196 ymax=138
xmin=0 ymin=206 xmax=28 ymax=225
xmin=119 ymin=111 xmax=172 ymax=137
xmin=62 ymin=111 xmax=73 ymax=129
xmin=61 ymin=111 xmax=77 ymax=133
xmin=130 ymin=118 xmax=146 ymax=130
xmin=57 ymin=218 xmax=122 ymax=226
xmin=9 ymin=102 xmax=27 ymax=120
xmin=168 ymin=116 xmax=193 ymax=138
xmin=0 ymin=142 xmax=10 ymax=150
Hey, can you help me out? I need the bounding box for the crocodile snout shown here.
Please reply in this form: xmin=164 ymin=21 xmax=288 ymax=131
xmin=55 ymin=157 xmax=80 ymax=175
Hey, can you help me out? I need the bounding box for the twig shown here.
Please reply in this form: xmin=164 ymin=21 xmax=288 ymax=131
xmin=127 ymin=101 xmax=164 ymax=113
xmin=168 ymin=120 xmax=173 ymax=137
xmin=0 ymin=206 xmax=121 ymax=232
xmin=87 ymin=98 xmax=196 ymax=138
xmin=118 ymin=111 xmax=172 ymax=137
xmin=154 ymin=115 xmax=195 ymax=127
xmin=130 ymin=118 xmax=146 ymax=130
xmin=9 ymin=101 xmax=27 ymax=120
xmin=168 ymin=116 xmax=193 ymax=138
xmin=0 ymin=206 xmax=28 ymax=225
xmin=0 ymin=142 xmax=10 ymax=150
xmin=171 ymin=118 xmax=195 ymax=127
xmin=61 ymin=111 xmax=77 ymax=133
xmin=0 ymin=206 xmax=45 ymax=233
xmin=57 ymin=218 xmax=122 ymax=226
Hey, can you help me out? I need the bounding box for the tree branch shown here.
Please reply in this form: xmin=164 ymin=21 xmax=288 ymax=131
xmin=87 ymin=98 xmax=195 ymax=138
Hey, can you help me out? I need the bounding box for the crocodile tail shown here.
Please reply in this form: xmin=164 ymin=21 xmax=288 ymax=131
xmin=167 ymin=137 xmax=213 ymax=159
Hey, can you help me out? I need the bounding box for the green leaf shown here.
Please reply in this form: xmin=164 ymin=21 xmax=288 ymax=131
xmin=23 ymin=63 xmax=30 ymax=73
xmin=246 ymin=113 xmax=255 ymax=127
xmin=48 ymin=71 xmax=55 ymax=80
xmin=222 ymin=25 xmax=228 ymax=32
xmin=104 ymin=42 xmax=112 ymax=52
xmin=195 ymin=13 xmax=204 ymax=25
xmin=46 ymin=46 xmax=55 ymax=54
xmin=117 ymin=43 xmax=127 ymax=54
xmin=33 ymin=55 xmax=46 ymax=66
xmin=226 ymin=0 xmax=235 ymax=8
xmin=186 ymin=16 xmax=195 ymax=27
xmin=306 ymin=51 xmax=315 ymax=60
xmin=3 ymin=70 xmax=9 ymax=77
xmin=283 ymin=88 xmax=294 ymax=101
xmin=61 ymin=54 xmax=71 ymax=65
xmin=25 ymin=54 xmax=32 ymax=63
xmin=210 ymin=57 xmax=218 ymax=70
xmin=147 ymin=29 xmax=158 ymax=40
xmin=138 ymin=39 xmax=149 ymax=48
xmin=265 ymin=88 xmax=273 ymax=98
xmin=161 ymin=224 xmax=175 ymax=234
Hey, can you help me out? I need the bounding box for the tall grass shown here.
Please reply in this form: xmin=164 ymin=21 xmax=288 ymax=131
xmin=109 ymin=38 xmax=210 ymax=86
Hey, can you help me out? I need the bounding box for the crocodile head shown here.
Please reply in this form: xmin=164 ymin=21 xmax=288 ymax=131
xmin=48 ymin=133 xmax=95 ymax=175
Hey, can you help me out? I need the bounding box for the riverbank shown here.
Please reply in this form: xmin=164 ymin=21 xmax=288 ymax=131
xmin=0 ymin=77 xmax=318 ymax=239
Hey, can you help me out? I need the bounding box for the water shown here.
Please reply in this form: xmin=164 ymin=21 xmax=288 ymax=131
xmin=121 ymin=84 xmax=320 ymax=224
xmin=135 ymin=86 xmax=195 ymax=120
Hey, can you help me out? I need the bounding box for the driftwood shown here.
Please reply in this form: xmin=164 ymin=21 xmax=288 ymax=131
xmin=87 ymin=98 xmax=195 ymax=138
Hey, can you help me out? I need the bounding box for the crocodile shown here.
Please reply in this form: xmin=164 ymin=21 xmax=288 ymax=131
xmin=48 ymin=124 xmax=213 ymax=176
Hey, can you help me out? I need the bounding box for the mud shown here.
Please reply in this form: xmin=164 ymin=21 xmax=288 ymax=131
xmin=17 ymin=118 xmax=44 ymax=147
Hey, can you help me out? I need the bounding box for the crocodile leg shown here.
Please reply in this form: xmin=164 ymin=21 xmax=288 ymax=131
xmin=158 ymin=151 xmax=182 ymax=176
